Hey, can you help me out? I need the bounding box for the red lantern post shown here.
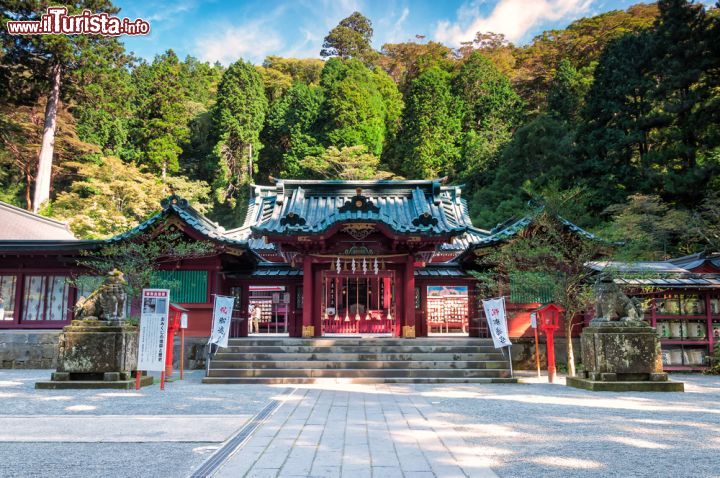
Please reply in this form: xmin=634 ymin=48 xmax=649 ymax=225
xmin=537 ymin=304 xmax=563 ymax=383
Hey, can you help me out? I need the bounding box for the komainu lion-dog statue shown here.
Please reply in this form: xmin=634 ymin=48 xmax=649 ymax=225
xmin=593 ymin=273 xmax=645 ymax=322
xmin=73 ymin=269 xmax=128 ymax=321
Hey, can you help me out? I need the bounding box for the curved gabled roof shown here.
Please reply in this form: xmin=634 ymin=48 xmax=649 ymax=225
xmin=240 ymin=179 xmax=473 ymax=238
xmin=469 ymin=211 xmax=608 ymax=249
xmin=0 ymin=195 xmax=252 ymax=255
xmin=108 ymin=195 xmax=248 ymax=248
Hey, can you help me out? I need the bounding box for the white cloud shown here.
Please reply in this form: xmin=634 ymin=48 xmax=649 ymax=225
xmin=195 ymin=21 xmax=284 ymax=65
xmin=434 ymin=0 xmax=594 ymax=46
xmin=378 ymin=6 xmax=411 ymax=45
xmin=145 ymin=0 xmax=196 ymax=23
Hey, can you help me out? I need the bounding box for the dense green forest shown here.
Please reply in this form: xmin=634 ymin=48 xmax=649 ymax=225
xmin=1 ymin=1 xmax=718 ymax=259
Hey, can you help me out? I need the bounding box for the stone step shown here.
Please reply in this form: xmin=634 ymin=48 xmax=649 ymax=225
xmin=202 ymin=377 xmax=518 ymax=384
xmin=208 ymin=360 xmax=509 ymax=370
xmin=206 ymin=337 xmax=512 ymax=384
xmin=226 ymin=338 xmax=494 ymax=347
xmin=211 ymin=352 xmax=507 ymax=362
xmin=206 ymin=368 xmax=511 ymax=378
xmin=219 ymin=345 xmax=499 ymax=354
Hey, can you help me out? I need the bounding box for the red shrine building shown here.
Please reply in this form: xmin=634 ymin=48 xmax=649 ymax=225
xmin=0 ymin=179 xmax=488 ymax=340
xmin=1 ymin=178 xmax=719 ymax=371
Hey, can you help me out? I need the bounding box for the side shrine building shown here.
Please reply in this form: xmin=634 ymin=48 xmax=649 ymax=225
xmin=1 ymin=178 xmax=719 ymax=371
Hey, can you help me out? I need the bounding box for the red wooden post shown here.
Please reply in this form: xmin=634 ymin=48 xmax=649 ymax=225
xmin=404 ymin=255 xmax=415 ymax=337
xmin=160 ymin=371 xmax=165 ymax=390
xmin=302 ymin=255 xmax=313 ymax=336
xmin=546 ymin=331 xmax=556 ymax=383
xmin=180 ymin=328 xmax=185 ymax=380
xmin=135 ymin=370 xmax=141 ymax=390
xmin=313 ymin=265 xmax=323 ymax=336
xmin=706 ymin=292 xmax=713 ymax=364
xmin=165 ymin=307 xmax=181 ymax=378
xmin=239 ymin=282 xmax=250 ymax=338
xmin=533 ymin=322 xmax=541 ymax=378
xmin=164 ymin=328 xmax=175 ymax=378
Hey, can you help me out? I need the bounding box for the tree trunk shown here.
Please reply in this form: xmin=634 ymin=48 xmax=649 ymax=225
xmin=565 ymin=314 xmax=576 ymax=377
xmin=24 ymin=163 xmax=32 ymax=210
xmin=247 ymin=143 xmax=253 ymax=186
xmin=33 ymin=63 xmax=62 ymax=213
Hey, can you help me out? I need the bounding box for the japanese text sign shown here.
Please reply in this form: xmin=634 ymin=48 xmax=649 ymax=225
xmin=137 ymin=289 xmax=170 ymax=371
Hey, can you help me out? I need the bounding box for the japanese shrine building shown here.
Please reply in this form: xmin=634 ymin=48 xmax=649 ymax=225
xmin=1 ymin=178 xmax=718 ymax=370
xmin=0 ymin=179 xmax=492 ymax=342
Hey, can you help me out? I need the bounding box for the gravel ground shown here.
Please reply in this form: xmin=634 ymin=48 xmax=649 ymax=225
xmin=1 ymin=370 xmax=718 ymax=477
xmin=0 ymin=442 xmax=215 ymax=478
xmin=420 ymin=373 xmax=720 ymax=478
xmin=0 ymin=369 xmax=284 ymax=415
xmin=0 ymin=369 xmax=285 ymax=478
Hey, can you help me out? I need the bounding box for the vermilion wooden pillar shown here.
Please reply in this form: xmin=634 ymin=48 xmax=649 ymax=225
xmin=238 ymin=282 xmax=250 ymax=337
xmin=301 ymin=255 xmax=313 ymax=337
xmin=404 ymin=255 xmax=415 ymax=336
xmin=468 ymin=282 xmax=480 ymax=337
xmin=313 ymin=265 xmax=322 ymax=337
xmin=288 ymin=284 xmax=298 ymax=337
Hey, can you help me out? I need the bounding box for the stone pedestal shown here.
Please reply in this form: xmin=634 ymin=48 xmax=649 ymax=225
xmin=566 ymin=320 xmax=683 ymax=392
xmin=36 ymin=319 xmax=153 ymax=389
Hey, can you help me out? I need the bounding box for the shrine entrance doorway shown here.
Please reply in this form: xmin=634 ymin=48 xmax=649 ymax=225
xmin=320 ymin=271 xmax=397 ymax=335
xmin=248 ymin=285 xmax=290 ymax=335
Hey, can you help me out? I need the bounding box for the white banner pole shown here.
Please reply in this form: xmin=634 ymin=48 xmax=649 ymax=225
xmin=503 ymin=297 xmax=513 ymax=378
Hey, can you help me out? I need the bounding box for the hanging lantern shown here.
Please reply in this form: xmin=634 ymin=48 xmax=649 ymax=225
xmin=344 ymin=310 xmax=350 ymax=321
xmin=387 ymin=310 xmax=393 ymax=321
xmin=365 ymin=311 xmax=371 ymax=321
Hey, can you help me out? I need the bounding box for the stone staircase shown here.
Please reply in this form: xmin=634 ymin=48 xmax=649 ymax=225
xmin=202 ymin=337 xmax=516 ymax=384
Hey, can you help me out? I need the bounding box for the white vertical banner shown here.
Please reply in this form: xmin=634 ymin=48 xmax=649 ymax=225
xmin=209 ymin=295 xmax=235 ymax=348
xmin=482 ymin=297 xmax=511 ymax=349
xmin=137 ymin=289 xmax=171 ymax=371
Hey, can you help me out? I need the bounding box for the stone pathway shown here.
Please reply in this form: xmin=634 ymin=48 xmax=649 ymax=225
xmin=214 ymin=385 xmax=497 ymax=478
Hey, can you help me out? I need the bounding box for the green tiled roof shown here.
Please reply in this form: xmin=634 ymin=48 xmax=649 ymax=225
xmin=108 ymin=195 xmax=248 ymax=248
xmin=470 ymin=211 xmax=606 ymax=249
xmin=238 ymin=179 xmax=473 ymax=238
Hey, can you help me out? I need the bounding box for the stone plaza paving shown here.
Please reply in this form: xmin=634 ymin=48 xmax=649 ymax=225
xmin=0 ymin=370 xmax=718 ymax=477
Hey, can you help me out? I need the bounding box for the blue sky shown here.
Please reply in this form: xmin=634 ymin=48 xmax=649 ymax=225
xmin=114 ymin=0 xmax=715 ymax=65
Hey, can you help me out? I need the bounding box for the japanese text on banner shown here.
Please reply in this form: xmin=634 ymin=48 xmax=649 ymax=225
xmin=209 ymin=295 xmax=235 ymax=348
xmin=482 ymin=297 xmax=511 ymax=349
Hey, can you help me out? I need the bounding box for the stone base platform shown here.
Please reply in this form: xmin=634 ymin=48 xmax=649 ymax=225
xmin=571 ymin=319 xmax=685 ymax=392
xmin=566 ymin=376 xmax=684 ymax=392
xmin=36 ymin=374 xmax=154 ymax=390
